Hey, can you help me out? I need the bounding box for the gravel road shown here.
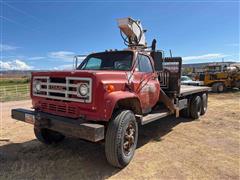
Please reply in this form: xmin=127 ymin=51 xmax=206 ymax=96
xmin=0 ymin=92 xmax=239 ymax=179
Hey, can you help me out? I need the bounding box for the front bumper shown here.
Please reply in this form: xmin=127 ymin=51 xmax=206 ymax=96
xmin=11 ymin=109 xmax=104 ymax=142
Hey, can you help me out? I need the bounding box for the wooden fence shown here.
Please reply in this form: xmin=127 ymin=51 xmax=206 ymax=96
xmin=0 ymin=84 xmax=30 ymax=102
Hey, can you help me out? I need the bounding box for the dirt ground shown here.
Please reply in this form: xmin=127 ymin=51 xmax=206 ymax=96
xmin=0 ymin=91 xmax=239 ymax=180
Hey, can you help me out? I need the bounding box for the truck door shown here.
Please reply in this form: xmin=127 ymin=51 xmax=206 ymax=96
xmin=133 ymin=54 xmax=160 ymax=113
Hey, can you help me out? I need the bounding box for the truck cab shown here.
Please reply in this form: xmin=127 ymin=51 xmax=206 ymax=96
xmin=77 ymin=50 xmax=160 ymax=114
xmin=31 ymin=50 xmax=159 ymax=122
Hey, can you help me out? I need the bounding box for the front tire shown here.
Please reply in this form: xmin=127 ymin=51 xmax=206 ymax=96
xmin=34 ymin=127 xmax=65 ymax=145
xmin=105 ymin=110 xmax=138 ymax=168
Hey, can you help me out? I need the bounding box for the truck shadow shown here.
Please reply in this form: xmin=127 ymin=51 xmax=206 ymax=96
xmin=0 ymin=116 xmax=192 ymax=179
xmin=138 ymin=116 xmax=192 ymax=147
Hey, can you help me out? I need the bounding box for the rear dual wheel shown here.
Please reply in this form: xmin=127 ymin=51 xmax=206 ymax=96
xmin=200 ymin=93 xmax=208 ymax=115
xmin=190 ymin=96 xmax=202 ymax=119
xmin=180 ymin=93 xmax=208 ymax=119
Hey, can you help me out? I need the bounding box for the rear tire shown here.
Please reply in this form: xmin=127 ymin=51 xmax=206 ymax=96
xmin=34 ymin=127 xmax=65 ymax=145
xmin=190 ymin=96 xmax=202 ymax=119
xmin=105 ymin=110 xmax=138 ymax=168
xmin=217 ymin=83 xmax=225 ymax=93
xmin=212 ymin=82 xmax=225 ymax=93
xmin=235 ymin=80 xmax=240 ymax=89
xmin=200 ymin=93 xmax=208 ymax=115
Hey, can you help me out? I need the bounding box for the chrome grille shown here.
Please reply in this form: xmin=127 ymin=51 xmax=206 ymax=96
xmin=33 ymin=76 xmax=92 ymax=103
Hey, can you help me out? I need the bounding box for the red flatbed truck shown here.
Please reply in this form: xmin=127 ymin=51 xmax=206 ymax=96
xmin=11 ymin=17 xmax=210 ymax=168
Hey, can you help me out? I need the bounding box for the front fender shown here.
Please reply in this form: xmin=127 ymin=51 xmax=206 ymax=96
xmin=101 ymin=91 xmax=141 ymax=121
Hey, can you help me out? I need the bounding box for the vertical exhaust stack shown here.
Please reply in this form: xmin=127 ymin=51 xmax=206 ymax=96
xmin=117 ymin=17 xmax=147 ymax=48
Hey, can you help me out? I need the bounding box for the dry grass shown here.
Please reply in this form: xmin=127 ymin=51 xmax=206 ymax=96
xmin=0 ymin=91 xmax=240 ymax=179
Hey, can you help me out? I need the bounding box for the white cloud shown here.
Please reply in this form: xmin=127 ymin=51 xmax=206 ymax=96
xmin=53 ymin=64 xmax=73 ymax=70
xmin=221 ymin=59 xmax=240 ymax=62
xmin=225 ymin=43 xmax=239 ymax=47
xmin=0 ymin=60 xmax=33 ymax=70
xmin=28 ymin=56 xmax=45 ymax=60
xmin=52 ymin=55 xmax=87 ymax=70
xmin=182 ymin=53 xmax=227 ymax=61
xmin=48 ymin=51 xmax=75 ymax=61
xmin=0 ymin=44 xmax=19 ymax=51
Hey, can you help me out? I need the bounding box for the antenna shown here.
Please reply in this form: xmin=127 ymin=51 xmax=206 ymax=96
xmin=151 ymin=39 xmax=157 ymax=51
xmin=169 ymin=49 xmax=173 ymax=57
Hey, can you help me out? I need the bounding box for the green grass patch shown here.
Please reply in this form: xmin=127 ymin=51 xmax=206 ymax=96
xmin=0 ymin=78 xmax=30 ymax=86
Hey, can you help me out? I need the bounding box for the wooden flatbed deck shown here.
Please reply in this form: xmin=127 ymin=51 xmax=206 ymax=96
xmin=179 ymin=85 xmax=211 ymax=97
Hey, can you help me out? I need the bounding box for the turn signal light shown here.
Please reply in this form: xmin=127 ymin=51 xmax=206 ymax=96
xmin=106 ymin=84 xmax=115 ymax=93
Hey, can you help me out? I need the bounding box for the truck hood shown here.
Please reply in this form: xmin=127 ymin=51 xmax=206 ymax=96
xmin=32 ymin=70 xmax=129 ymax=83
xmin=32 ymin=70 xmax=96 ymax=77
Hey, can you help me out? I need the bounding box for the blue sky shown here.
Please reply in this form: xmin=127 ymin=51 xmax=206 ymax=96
xmin=0 ymin=0 xmax=239 ymax=70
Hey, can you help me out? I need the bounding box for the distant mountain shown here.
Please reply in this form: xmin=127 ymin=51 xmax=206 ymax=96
xmin=0 ymin=61 xmax=238 ymax=78
xmin=182 ymin=61 xmax=236 ymax=68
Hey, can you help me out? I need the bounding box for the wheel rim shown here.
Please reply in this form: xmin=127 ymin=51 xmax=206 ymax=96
xmin=202 ymin=94 xmax=207 ymax=112
xmin=123 ymin=122 xmax=136 ymax=156
xmin=218 ymin=85 xmax=224 ymax=92
xmin=197 ymin=103 xmax=201 ymax=116
xmin=197 ymin=98 xmax=201 ymax=116
xmin=203 ymin=101 xmax=207 ymax=112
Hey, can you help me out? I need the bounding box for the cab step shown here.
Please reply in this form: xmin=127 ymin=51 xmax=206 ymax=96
xmin=140 ymin=109 xmax=172 ymax=125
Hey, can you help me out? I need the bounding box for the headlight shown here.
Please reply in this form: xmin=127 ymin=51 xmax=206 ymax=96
xmin=78 ymin=84 xmax=89 ymax=96
xmin=35 ymin=81 xmax=41 ymax=92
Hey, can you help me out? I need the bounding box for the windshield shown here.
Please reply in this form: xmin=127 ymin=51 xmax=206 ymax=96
xmin=77 ymin=51 xmax=133 ymax=71
xmin=206 ymin=66 xmax=221 ymax=72
xmin=181 ymin=76 xmax=192 ymax=81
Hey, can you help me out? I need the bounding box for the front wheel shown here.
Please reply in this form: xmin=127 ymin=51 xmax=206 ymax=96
xmin=105 ymin=110 xmax=138 ymax=168
xmin=34 ymin=127 xmax=65 ymax=145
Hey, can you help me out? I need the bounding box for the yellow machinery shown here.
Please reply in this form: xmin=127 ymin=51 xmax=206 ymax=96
xmin=196 ymin=63 xmax=240 ymax=92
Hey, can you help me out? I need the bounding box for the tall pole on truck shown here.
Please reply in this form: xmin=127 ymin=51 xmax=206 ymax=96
xmin=169 ymin=49 xmax=173 ymax=57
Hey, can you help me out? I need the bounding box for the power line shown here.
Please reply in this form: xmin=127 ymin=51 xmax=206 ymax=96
xmin=1 ymin=1 xmax=42 ymax=23
xmin=0 ymin=15 xmax=41 ymax=32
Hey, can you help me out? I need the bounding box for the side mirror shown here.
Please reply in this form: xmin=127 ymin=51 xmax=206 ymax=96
xmin=73 ymin=55 xmax=87 ymax=69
